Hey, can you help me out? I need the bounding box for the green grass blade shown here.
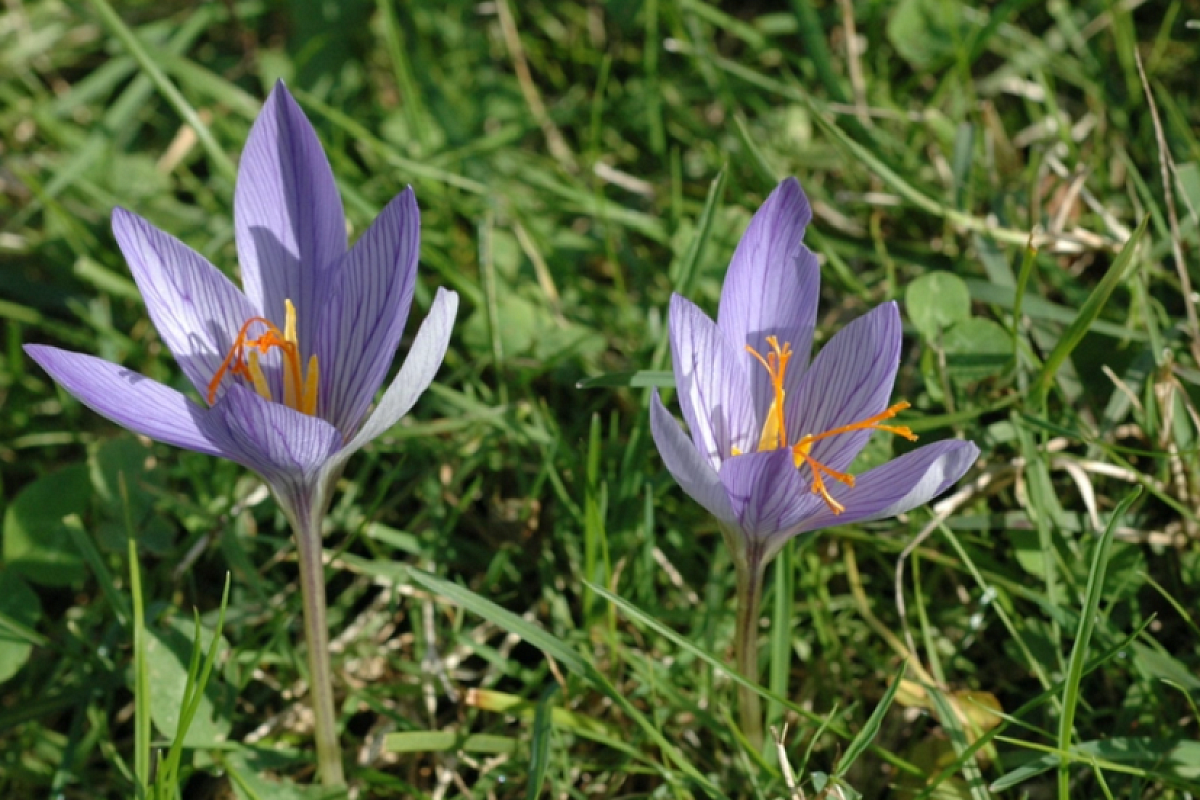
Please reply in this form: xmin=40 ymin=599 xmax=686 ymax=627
xmin=403 ymin=566 xmax=587 ymax=675
xmin=157 ymin=574 xmax=232 ymax=792
xmin=84 ymin=0 xmax=236 ymax=181
xmin=1057 ymin=489 xmax=1142 ymax=799
xmin=128 ymin=535 xmax=150 ymax=797
xmin=384 ymin=731 xmax=518 ymax=755
xmin=1032 ymin=218 xmax=1149 ymax=409
xmin=66 ymin=514 xmax=128 ymax=626
xmin=525 ymin=683 xmax=559 ymax=800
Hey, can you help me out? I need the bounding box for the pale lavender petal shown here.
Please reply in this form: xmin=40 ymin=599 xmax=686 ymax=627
xmin=788 ymin=302 xmax=902 ymax=475
xmin=717 ymin=178 xmax=821 ymax=419
xmin=234 ymin=80 xmax=346 ymax=352
xmin=204 ymin=383 xmax=343 ymax=489
xmin=718 ymin=449 xmax=817 ymax=545
xmin=669 ymin=294 xmax=756 ymax=469
xmin=314 ymin=188 xmax=419 ymax=435
xmin=112 ymin=208 xmax=258 ymax=399
xmin=327 ymin=287 xmax=458 ymax=476
xmin=650 ymin=390 xmax=736 ymax=524
xmin=796 ymin=440 xmax=980 ymax=534
xmin=24 ymin=345 xmax=225 ymax=457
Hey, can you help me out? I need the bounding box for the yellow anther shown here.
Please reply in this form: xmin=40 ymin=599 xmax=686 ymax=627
xmin=745 ymin=336 xmax=792 ymax=452
xmin=284 ymin=299 xmax=298 ymax=345
xmin=246 ymin=350 xmax=272 ymax=401
xmin=302 ymin=355 xmax=320 ymax=416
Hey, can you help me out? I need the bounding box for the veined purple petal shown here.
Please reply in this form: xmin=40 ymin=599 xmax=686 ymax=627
xmin=204 ymin=383 xmax=343 ymax=490
xmin=112 ymin=208 xmax=259 ymax=399
xmin=24 ymin=345 xmax=226 ymax=458
xmin=669 ymin=294 xmax=756 ymax=469
xmin=717 ymin=178 xmax=820 ymax=420
xmin=718 ymin=449 xmax=818 ymax=545
xmin=796 ymin=439 xmax=979 ymax=534
xmin=234 ymin=81 xmax=346 ymax=352
xmin=788 ymin=302 xmax=902 ymax=474
xmin=328 ymin=287 xmax=458 ymax=476
xmin=650 ymin=390 xmax=736 ymax=524
xmin=314 ymin=188 xmax=419 ymax=435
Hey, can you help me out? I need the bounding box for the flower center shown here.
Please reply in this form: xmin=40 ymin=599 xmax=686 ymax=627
xmin=740 ymin=335 xmax=918 ymax=515
xmin=206 ymin=299 xmax=320 ymax=415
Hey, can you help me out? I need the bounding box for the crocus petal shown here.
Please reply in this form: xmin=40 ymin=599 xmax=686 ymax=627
xmin=314 ymin=188 xmax=419 ymax=435
xmin=788 ymin=302 xmax=902 ymax=474
xmin=204 ymin=383 xmax=343 ymax=490
xmin=716 ymin=178 xmax=821 ymax=419
xmin=669 ymin=294 xmax=756 ymax=469
xmin=112 ymin=208 xmax=259 ymax=399
xmin=718 ymin=449 xmax=817 ymax=545
xmin=650 ymin=390 xmax=736 ymax=524
xmin=796 ymin=439 xmax=980 ymax=534
xmin=328 ymin=287 xmax=458 ymax=475
xmin=234 ymin=80 xmax=346 ymax=350
xmin=24 ymin=345 xmax=225 ymax=458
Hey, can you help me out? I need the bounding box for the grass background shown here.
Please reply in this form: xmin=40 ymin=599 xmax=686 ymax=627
xmin=3 ymin=0 xmax=1200 ymax=797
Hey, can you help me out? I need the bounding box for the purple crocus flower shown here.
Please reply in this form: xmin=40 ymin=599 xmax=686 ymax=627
xmin=650 ymin=177 xmax=978 ymax=749
xmin=24 ymin=82 xmax=457 ymax=784
xmin=650 ymin=177 xmax=978 ymax=572
xmin=25 ymin=82 xmax=458 ymax=537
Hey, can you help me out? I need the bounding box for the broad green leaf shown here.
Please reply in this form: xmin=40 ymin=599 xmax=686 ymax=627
xmin=88 ymin=437 xmax=174 ymax=554
xmin=943 ymin=317 xmax=1011 ymax=383
xmin=463 ymin=292 xmax=604 ymax=367
xmin=3 ymin=464 xmax=89 ymax=587
xmin=906 ymin=272 xmax=971 ymax=340
xmin=0 ymin=569 xmax=42 ymax=683
xmin=887 ymin=0 xmax=974 ymax=70
xmin=223 ymin=751 xmax=347 ymax=800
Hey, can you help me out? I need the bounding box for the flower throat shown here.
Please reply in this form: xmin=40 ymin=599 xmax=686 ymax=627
xmin=741 ymin=336 xmax=917 ymax=514
xmin=207 ymin=299 xmax=320 ymax=415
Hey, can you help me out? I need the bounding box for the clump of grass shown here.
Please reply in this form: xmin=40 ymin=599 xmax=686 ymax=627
xmin=3 ymin=1 xmax=1200 ymax=798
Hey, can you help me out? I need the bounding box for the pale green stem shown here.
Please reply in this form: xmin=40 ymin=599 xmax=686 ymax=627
xmin=294 ymin=521 xmax=345 ymax=787
xmin=734 ymin=557 xmax=767 ymax=752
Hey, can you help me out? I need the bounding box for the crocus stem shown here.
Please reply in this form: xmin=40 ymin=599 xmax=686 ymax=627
xmin=734 ymin=557 xmax=767 ymax=752
xmin=294 ymin=524 xmax=345 ymax=787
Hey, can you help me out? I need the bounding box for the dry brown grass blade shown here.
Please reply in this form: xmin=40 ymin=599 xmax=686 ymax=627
xmin=1134 ymin=47 xmax=1200 ymax=367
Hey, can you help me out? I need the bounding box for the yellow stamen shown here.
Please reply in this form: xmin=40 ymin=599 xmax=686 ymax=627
xmin=745 ymin=336 xmax=792 ymax=451
xmin=246 ymin=350 xmax=272 ymax=401
xmin=284 ymin=299 xmax=298 ymax=345
xmin=741 ymin=335 xmax=918 ymax=515
xmin=205 ymin=298 xmax=320 ymax=416
xmin=302 ymin=355 xmax=320 ymax=416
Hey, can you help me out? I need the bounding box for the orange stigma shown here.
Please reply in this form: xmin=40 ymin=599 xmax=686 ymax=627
xmin=206 ymin=299 xmax=320 ymax=416
xmin=743 ymin=337 xmax=918 ymax=514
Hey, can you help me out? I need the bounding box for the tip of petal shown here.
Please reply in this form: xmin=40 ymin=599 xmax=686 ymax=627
xmin=266 ymin=78 xmax=296 ymax=106
xmin=764 ymin=177 xmax=813 ymax=231
xmin=110 ymin=205 xmax=135 ymax=235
